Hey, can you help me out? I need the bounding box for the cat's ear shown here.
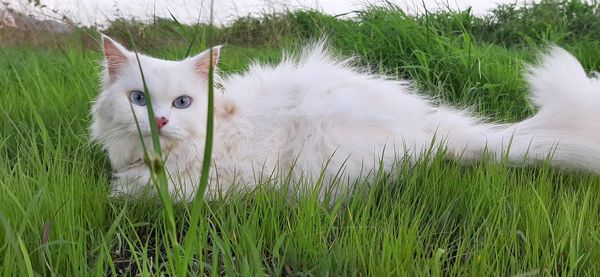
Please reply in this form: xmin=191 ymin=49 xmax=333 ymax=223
xmin=101 ymin=34 xmax=131 ymax=81
xmin=189 ymin=46 xmax=222 ymax=79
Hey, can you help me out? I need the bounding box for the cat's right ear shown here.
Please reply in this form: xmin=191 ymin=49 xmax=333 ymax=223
xmin=101 ymin=34 xmax=130 ymax=81
xmin=188 ymin=46 xmax=222 ymax=80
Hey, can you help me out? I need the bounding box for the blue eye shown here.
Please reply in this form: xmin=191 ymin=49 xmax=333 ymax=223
xmin=129 ymin=90 xmax=146 ymax=106
xmin=173 ymin=95 xmax=192 ymax=109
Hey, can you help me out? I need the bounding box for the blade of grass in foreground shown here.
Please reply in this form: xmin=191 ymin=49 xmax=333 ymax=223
xmin=181 ymin=0 xmax=217 ymax=274
xmin=125 ymin=32 xmax=182 ymax=274
xmin=124 ymin=1 xmax=218 ymax=274
xmin=179 ymin=44 xmax=216 ymax=275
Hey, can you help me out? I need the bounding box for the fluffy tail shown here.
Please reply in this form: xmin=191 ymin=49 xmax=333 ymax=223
xmin=480 ymin=47 xmax=600 ymax=171
xmin=436 ymin=47 xmax=600 ymax=171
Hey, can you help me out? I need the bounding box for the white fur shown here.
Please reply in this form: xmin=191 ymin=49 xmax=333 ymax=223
xmin=91 ymin=37 xmax=600 ymax=200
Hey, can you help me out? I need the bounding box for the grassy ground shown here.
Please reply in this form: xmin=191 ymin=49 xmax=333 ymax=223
xmin=2 ymin=1 xmax=600 ymax=275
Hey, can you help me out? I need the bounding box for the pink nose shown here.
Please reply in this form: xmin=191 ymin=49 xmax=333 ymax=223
xmin=156 ymin=117 xmax=169 ymax=130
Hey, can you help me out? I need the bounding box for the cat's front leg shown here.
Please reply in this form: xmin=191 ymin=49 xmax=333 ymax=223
xmin=110 ymin=158 xmax=153 ymax=198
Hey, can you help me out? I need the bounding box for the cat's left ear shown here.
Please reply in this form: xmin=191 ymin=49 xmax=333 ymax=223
xmin=189 ymin=46 xmax=222 ymax=79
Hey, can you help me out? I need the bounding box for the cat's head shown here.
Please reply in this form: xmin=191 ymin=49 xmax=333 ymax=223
xmin=91 ymin=34 xmax=221 ymax=149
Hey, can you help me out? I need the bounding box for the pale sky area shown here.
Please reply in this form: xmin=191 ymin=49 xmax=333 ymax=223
xmin=5 ymin=0 xmax=530 ymax=26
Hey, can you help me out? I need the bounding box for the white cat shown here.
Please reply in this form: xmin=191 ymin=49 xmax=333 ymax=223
xmin=91 ymin=34 xmax=600 ymax=200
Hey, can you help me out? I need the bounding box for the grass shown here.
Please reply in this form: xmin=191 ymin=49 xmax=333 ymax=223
xmin=2 ymin=0 xmax=600 ymax=275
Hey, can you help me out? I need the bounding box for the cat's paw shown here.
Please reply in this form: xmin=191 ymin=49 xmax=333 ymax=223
xmin=127 ymin=158 xmax=145 ymax=169
xmin=108 ymin=178 xmax=148 ymax=199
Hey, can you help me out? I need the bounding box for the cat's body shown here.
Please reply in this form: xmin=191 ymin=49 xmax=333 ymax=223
xmin=91 ymin=36 xmax=600 ymax=200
